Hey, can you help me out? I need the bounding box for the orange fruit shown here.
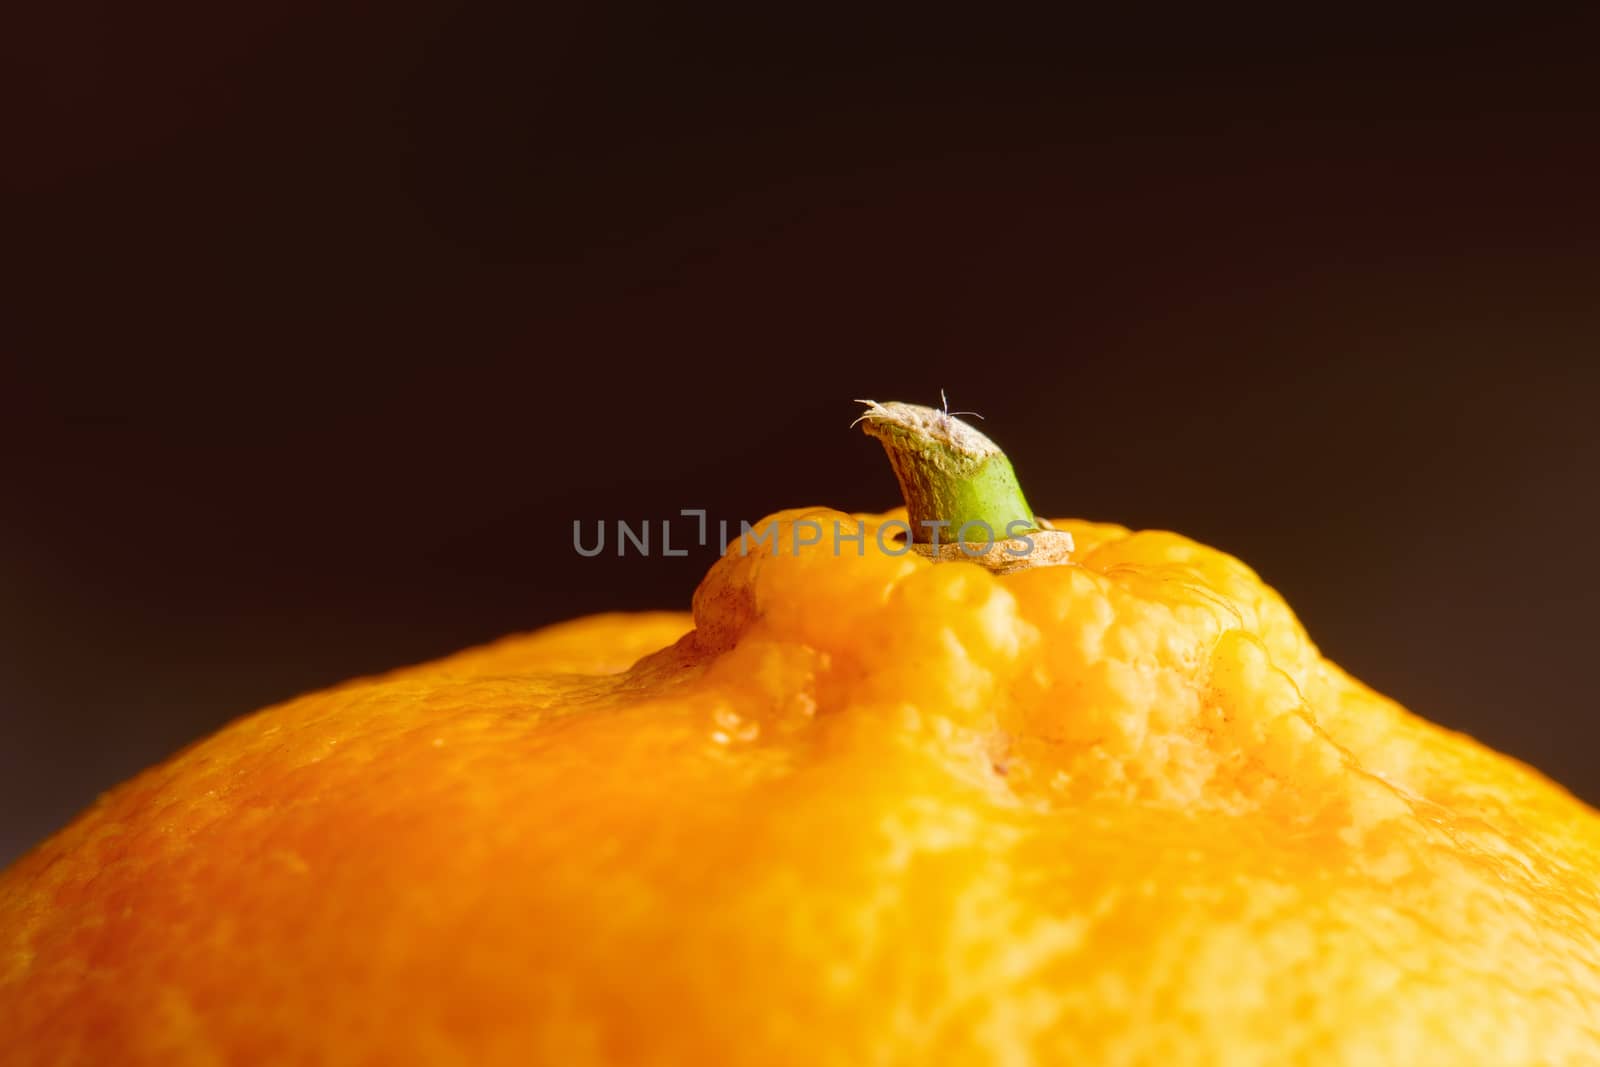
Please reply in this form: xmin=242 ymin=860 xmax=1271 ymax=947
xmin=4 ymin=406 xmax=1598 ymax=1064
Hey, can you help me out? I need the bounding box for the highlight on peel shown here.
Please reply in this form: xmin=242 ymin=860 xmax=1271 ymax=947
xmin=2 ymin=401 xmax=1598 ymax=1065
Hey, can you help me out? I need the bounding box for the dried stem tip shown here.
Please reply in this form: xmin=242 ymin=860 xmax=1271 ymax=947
xmin=855 ymin=400 xmax=1039 ymax=544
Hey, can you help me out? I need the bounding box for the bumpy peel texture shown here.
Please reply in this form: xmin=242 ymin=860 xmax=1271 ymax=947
xmin=3 ymin=509 xmax=1599 ymax=1065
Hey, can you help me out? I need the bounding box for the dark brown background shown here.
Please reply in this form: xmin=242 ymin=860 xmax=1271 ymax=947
xmin=5 ymin=8 xmax=1599 ymax=866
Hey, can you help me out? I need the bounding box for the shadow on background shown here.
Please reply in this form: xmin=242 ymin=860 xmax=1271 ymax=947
xmin=5 ymin=8 xmax=1599 ymax=864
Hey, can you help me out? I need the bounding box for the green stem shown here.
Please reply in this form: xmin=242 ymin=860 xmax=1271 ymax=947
xmin=856 ymin=400 xmax=1038 ymax=544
